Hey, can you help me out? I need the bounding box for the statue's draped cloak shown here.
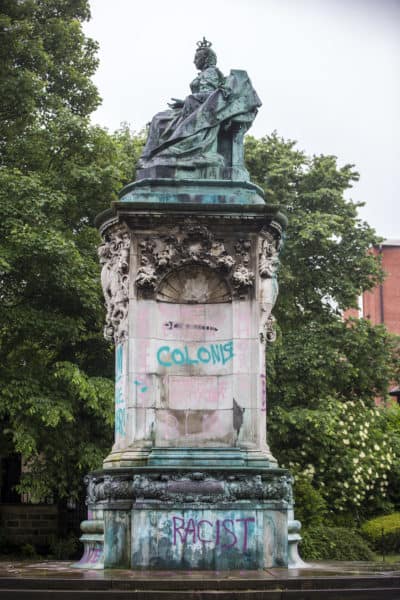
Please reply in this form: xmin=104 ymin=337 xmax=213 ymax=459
xmin=140 ymin=69 xmax=261 ymax=168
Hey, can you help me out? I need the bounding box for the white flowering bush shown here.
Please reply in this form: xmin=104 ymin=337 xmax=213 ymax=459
xmin=270 ymin=397 xmax=395 ymax=515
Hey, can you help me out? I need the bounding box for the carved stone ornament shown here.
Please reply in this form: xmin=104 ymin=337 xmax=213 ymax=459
xmin=259 ymin=221 xmax=283 ymax=279
xmin=98 ymin=227 xmax=130 ymax=343
xmin=135 ymin=220 xmax=253 ymax=301
xmin=232 ymin=239 xmax=255 ymax=294
xmin=85 ymin=471 xmax=293 ymax=506
xmin=258 ymin=221 xmax=283 ymax=344
xmin=265 ymin=314 xmax=277 ymax=343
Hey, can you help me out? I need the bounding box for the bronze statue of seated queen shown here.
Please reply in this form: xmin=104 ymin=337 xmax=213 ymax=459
xmin=137 ymin=38 xmax=261 ymax=181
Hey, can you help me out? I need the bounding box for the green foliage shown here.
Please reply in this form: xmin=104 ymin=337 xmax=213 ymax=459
xmin=245 ymin=134 xmax=383 ymax=325
xmin=0 ymin=1 xmax=141 ymax=501
xmin=362 ymin=513 xmax=400 ymax=553
xmin=271 ymin=397 xmax=395 ymax=516
xmin=267 ymin=319 xmax=400 ymax=410
xmin=245 ymin=133 xmax=400 ymax=518
xmin=384 ymin=404 xmax=400 ymax=509
xmin=0 ymin=0 xmax=99 ymax=158
xmin=111 ymin=123 xmax=146 ymax=186
xmin=293 ymin=479 xmax=327 ymax=527
xmin=49 ymin=534 xmax=79 ymax=560
xmin=300 ymin=525 xmax=374 ymax=561
xmin=20 ymin=543 xmax=38 ymax=559
xmin=1 ymin=2 xmax=398 ymax=523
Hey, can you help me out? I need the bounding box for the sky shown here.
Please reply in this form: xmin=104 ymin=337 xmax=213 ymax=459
xmin=83 ymin=0 xmax=400 ymax=239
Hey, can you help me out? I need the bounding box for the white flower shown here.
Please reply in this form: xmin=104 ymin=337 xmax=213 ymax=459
xmin=343 ymin=439 xmax=350 ymax=445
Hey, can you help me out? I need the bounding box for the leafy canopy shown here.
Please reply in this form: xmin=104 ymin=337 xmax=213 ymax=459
xmin=0 ymin=1 xmax=141 ymax=501
xmin=1 ymin=5 xmax=398 ymax=515
xmin=245 ymin=134 xmax=400 ymax=518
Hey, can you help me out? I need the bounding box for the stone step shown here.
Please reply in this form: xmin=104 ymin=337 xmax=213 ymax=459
xmin=1 ymin=587 xmax=400 ymax=599
xmin=0 ymin=576 xmax=399 ymax=590
xmin=0 ymin=577 xmax=400 ymax=599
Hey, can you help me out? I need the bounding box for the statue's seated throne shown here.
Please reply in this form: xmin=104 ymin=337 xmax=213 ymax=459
xmin=217 ymin=70 xmax=257 ymax=181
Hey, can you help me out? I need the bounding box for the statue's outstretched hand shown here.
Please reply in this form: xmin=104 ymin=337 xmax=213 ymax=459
xmin=168 ymin=98 xmax=184 ymax=109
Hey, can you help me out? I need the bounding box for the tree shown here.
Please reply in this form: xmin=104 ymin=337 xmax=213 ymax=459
xmin=0 ymin=0 xmax=99 ymax=156
xmin=1 ymin=2 xmax=397 ymax=519
xmin=245 ymin=134 xmax=400 ymax=519
xmin=0 ymin=1 xmax=141 ymax=501
xmin=245 ymin=134 xmax=383 ymax=326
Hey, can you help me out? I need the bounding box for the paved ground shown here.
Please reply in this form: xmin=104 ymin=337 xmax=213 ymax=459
xmin=0 ymin=559 xmax=399 ymax=580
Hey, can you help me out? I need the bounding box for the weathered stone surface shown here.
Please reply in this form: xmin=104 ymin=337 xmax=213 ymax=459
xmin=80 ymin=196 xmax=291 ymax=569
xmin=84 ymin=470 xmax=293 ymax=506
xmin=130 ymin=508 xmax=287 ymax=569
xmin=98 ymin=209 xmax=284 ymax=466
xmin=83 ymin=469 xmax=291 ymax=570
xmin=98 ymin=226 xmax=130 ymax=343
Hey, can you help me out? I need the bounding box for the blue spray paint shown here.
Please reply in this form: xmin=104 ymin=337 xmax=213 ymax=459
xmin=157 ymin=341 xmax=234 ymax=368
xmin=116 ymin=344 xmax=123 ymax=382
xmin=134 ymin=380 xmax=148 ymax=392
xmin=115 ymin=407 xmax=126 ymax=436
xmin=115 ymin=385 xmax=124 ymax=405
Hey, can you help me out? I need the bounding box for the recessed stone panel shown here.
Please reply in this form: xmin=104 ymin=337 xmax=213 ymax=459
xmin=130 ymin=508 xmax=285 ymax=569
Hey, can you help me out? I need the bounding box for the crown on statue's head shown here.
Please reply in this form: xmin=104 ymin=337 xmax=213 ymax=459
xmin=196 ymin=37 xmax=212 ymax=50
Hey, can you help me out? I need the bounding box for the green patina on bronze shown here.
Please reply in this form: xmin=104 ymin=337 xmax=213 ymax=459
xmin=135 ymin=38 xmax=261 ymax=185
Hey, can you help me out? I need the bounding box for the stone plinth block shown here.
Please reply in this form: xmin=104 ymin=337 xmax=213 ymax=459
xmin=83 ymin=467 xmax=291 ymax=570
xmin=73 ymin=177 xmax=295 ymax=571
xmin=95 ymin=190 xmax=286 ymax=472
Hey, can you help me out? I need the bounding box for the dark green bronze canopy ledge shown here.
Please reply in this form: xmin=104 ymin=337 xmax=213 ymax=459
xmin=118 ymin=177 xmax=266 ymax=206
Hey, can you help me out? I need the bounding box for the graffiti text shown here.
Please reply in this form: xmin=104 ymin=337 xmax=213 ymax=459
xmin=172 ymin=516 xmax=255 ymax=552
xmin=157 ymin=342 xmax=234 ymax=368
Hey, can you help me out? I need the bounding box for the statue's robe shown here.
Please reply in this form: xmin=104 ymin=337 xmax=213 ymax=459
xmin=139 ymin=68 xmax=261 ymax=168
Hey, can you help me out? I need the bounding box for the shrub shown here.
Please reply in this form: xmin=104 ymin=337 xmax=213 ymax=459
xmin=20 ymin=543 xmax=38 ymax=558
xmin=271 ymin=397 xmax=396 ymax=516
xmin=48 ymin=535 xmax=79 ymax=560
xmin=361 ymin=513 xmax=400 ymax=553
xmin=293 ymin=479 xmax=327 ymax=527
xmin=300 ymin=525 xmax=374 ymax=561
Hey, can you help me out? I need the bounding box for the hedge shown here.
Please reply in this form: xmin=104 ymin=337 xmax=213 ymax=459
xmin=361 ymin=513 xmax=400 ymax=553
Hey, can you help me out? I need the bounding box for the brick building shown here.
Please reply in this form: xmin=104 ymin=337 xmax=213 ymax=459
xmin=363 ymin=241 xmax=400 ymax=334
xmin=346 ymin=240 xmax=400 ymax=403
xmin=346 ymin=240 xmax=400 ymax=333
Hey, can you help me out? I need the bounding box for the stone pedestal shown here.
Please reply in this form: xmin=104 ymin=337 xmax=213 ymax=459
xmin=85 ymin=467 xmax=291 ymax=569
xmin=76 ymin=177 xmax=293 ymax=570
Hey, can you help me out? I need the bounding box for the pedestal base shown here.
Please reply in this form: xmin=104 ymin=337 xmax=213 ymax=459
xmin=75 ymin=466 xmax=293 ymax=570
